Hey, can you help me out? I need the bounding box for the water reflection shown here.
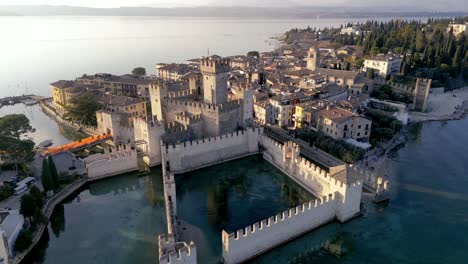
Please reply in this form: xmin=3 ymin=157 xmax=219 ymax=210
xmin=176 ymin=155 xmax=315 ymax=263
xmin=49 ymin=203 xmax=65 ymax=238
xmin=27 ymin=170 xmax=168 ymax=264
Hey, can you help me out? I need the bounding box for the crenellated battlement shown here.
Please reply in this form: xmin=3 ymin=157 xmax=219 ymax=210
xmin=158 ymin=234 xmax=197 ymax=264
xmin=164 ymin=97 xmax=218 ymax=111
xmin=200 ymin=57 xmax=231 ymax=74
xmin=163 ymin=127 xmax=261 ymax=152
xmin=165 ymin=121 xmax=190 ymax=133
xmin=175 ymin=112 xmax=202 ymax=126
xmin=261 ymin=134 xmax=285 ymax=150
xmin=223 ymin=193 xmax=337 ymax=241
xmin=384 ymin=81 xmax=415 ymax=95
xmin=168 ymin=89 xmax=197 ymax=99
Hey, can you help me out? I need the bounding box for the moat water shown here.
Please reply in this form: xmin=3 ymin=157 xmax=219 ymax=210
xmin=25 ymin=119 xmax=468 ymax=264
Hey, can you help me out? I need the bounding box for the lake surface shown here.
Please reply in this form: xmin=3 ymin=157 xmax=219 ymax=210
xmin=0 ymin=16 xmax=428 ymax=98
xmin=0 ymin=103 xmax=84 ymax=146
xmin=25 ymin=119 xmax=468 ymax=264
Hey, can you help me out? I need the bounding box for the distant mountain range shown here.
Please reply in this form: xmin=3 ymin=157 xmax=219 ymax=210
xmin=0 ymin=5 xmax=466 ymax=18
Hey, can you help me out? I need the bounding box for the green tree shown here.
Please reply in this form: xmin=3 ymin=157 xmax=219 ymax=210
xmin=14 ymin=229 xmax=33 ymax=253
xmin=369 ymin=47 xmax=380 ymax=56
xmin=29 ymin=185 xmax=44 ymax=208
xmin=366 ymin=68 xmax=375 ymax=79
xmin=48 ymin=156 xmax=59 ymax=190
xmin=452 ymin=45 xmax=462 ymax=76
xmin=0 ymin=114 xmax=31 ymax=139
xmin=20 ymin=194 xmax=37 ymax=220
xmin=0 ymin=185 xmax=14 ymax=202
xmin=247 ymin=51 xmax=260 ymax=58
xmin=41 ymin=158 xmax=54 ymax=192
xmin=415 ymin=30 xmax=426 ymax=52
xmin=64 ymin=92 xmax=101 ymax=126
xmin=0 ymin=136 xmax=34 ymax=174
xmin=132 ymin=67 xmax=146 ymax=75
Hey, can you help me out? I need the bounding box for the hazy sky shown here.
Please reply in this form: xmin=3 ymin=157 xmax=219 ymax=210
xmin=0 ymin=0 xmax=466 ymax=9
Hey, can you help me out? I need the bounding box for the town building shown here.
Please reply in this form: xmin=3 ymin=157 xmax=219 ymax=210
xmin=50 ymin=80 xmax=103 ymax=113
xmin=98 ymin=94 xmax=147 ymax=119
xmin=340 ymin=26 xmax=363 ymax=35
xmin=447 ymin=22 xmax=467 ymax=37
xmin=156 ymin=63 xmax=192 ymax=81
xmin=0 ymin=210 xmax=24 ymax=264
xmin=363 ymin=54 xmax=402 ymax=77
xmin=77 ymin=73 xmax=153 ymax=100
xmin=313 ymin=106 xmax=371 ymax=141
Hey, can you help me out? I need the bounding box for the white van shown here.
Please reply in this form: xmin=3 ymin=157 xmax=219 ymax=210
xmin=14 ymin=184 xmax=28 ymax=195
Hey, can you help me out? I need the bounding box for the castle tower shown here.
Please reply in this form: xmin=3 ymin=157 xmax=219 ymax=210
xmin=149 ymin=81 xmax=168 ymax=122
xmin=200 ymin=57 xmax=230 ymax=105
xmin=413 ymin=78 xmax=432 ymax=112
xmin=306 ymin=47 xmax=320 ymax=71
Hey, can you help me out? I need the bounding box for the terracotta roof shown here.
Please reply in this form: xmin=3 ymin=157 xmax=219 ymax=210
xmin=317 ymin=106 xmax=358 ymax=124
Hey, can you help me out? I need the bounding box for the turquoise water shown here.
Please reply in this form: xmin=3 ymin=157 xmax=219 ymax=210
xmin=27 ymin=119 xmax=468 ymax=263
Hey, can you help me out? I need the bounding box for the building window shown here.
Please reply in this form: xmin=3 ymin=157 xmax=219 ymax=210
xmin=357 ymin=132 xmax=361 ymax=137
xmin=365 ymin=124 xmax=369 ymax=130
xmin=358 ymin=125 xmax=361 ymax=129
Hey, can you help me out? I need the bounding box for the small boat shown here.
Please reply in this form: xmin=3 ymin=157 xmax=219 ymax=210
xmin=38 ymin=139 xmax=53 ymax=148
xmin=24 ymin=99 xmax=38 ymax=106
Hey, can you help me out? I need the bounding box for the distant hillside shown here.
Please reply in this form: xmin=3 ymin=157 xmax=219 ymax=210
xmin=0 ymin=5 xmax=466 ymax=18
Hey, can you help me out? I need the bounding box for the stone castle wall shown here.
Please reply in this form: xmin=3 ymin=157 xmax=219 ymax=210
xmin=158 ymin=234 xmax=197 ymax=264
xmin=222 ymin=193 xmax=337 ymax=264
xmin=163 ymin=127 xmax=262 ymax=174
xmin=84 ymin=144 xmax=138 ymax=178
xmin=133 ymin=117 xmax=165 ymax=167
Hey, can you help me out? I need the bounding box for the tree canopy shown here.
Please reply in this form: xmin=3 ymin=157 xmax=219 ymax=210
xmin=329 ymin=17 xmax=468 ymax=81
xmin=0 ymin=114 xmax=31 ymax=139
xmin=20 ymin=194 xmax=37 ymax=219
xmin=247 ymin=51 xmax=260 ymax=58
xmin=64 ymin=92 xmax=101 ymax=126
xmin=132 ymin=67 xmax=147 ymax=75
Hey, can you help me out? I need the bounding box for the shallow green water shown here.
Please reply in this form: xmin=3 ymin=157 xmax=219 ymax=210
xmin=27 ymin=119 xmax=468 ymax=264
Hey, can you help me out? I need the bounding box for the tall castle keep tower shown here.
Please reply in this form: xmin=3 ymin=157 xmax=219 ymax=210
xmin=413 ymin=78 xmax=432 ymax=112
xmin=306 ymin=47 xmax=320 ymax=71
xmin=200 ymin=57 xmax=230 ymax=105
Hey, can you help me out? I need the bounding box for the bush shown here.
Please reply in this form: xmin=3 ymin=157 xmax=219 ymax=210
xmin=0 ymin=185 xmax=14 ymax=202
xmin=365 ymin=110 xmax=402 ymax=145
xmin=14 ymin=229 xmax=33 ymax=253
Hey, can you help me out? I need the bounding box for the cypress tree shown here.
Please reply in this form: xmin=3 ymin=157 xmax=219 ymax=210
xmin=452 ymin=45 xmax=462 ymax=76
xmin=48 ymin=156 xmax=59 ymax=191
xmin=41 ymin=158 xmax=53 ymax=192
